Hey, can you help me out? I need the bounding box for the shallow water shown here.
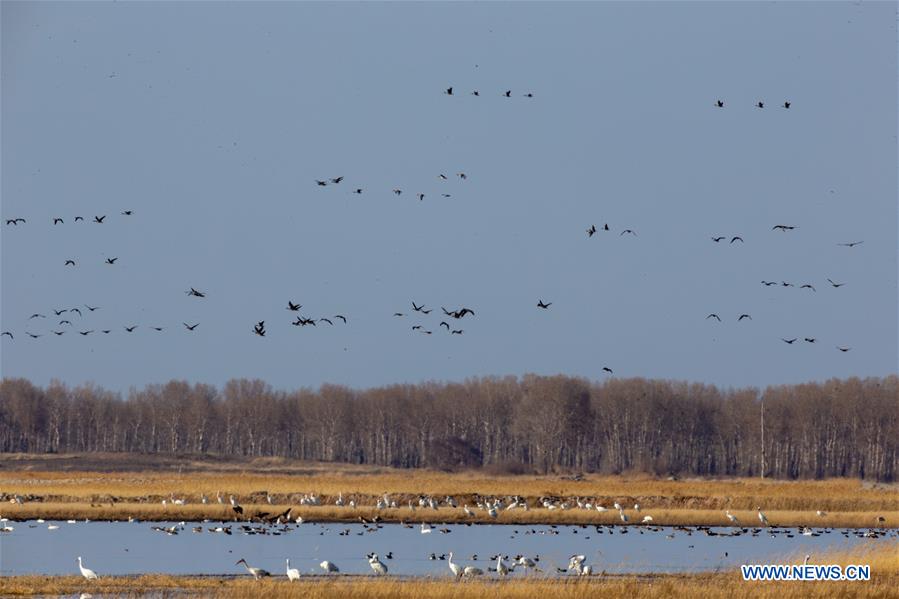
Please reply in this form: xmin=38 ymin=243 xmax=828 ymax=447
xmin=0 ymin=520 xmax=893 ymax=577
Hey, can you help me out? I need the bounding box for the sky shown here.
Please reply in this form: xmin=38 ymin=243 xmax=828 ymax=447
xmin=1 ymin=1 xmax=896 ymax=393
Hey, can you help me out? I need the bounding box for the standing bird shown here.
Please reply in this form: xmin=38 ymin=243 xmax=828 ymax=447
xmin=286 ymin=559 xmax=300 ymax=581
xmin=236 ymin=559 xmax=270 ymax=580
xmin=448 ymin=552 xmax=463 ymax=577
xmin=757 ymin=507 xmax=769 ymax=526
xmin=496 ymin=555 xmax=510 ymax=576
xmin=368 ymin=554 xmax=388 ymax=575
xmin=320 ymin=560 xmax=339 ymax=573
xmin=78 ymin=556 xmax=98 ymax=580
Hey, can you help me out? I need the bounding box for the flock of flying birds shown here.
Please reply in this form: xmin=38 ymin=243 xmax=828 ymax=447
xmin=0 ymin=94 xmax=869 ymax=364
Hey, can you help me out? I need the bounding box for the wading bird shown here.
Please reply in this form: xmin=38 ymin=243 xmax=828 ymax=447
xmin=286 ymin=559 xmax=300 ymax=581
xmin=78 ymin=556 xmax=98 ymax=580
xmin=236 ymin=558 xmax=270 ymax=580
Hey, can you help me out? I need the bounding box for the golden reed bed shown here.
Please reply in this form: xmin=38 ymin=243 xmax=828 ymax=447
xmin=1 ymin=453 xmax=896 ymax=527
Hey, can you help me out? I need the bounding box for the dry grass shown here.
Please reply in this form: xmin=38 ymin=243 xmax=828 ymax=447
xmin=1 ymin=453 xmax=896 ymax=527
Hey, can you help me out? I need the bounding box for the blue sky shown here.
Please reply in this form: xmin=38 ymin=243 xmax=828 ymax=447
xmin=2 ymin=1 xmax=896 ymax=392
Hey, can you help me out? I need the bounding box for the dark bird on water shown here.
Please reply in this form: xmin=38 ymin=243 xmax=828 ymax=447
xmin=782 ymin=338 xmax=797 ymax=344
xmin=187 ymin=287 xmax=206 ymax=298
xmin=827 ymin=278 xmax=845 ymax=288
xmin=738 ymin=314 xmax=752 ymax=321
xmin=730 ymin=236 xmax=744 ymax=243
xmin=537 ymin=300 xmax=552 ymax=309
xmin=707 ymin=314 xmax=721 ymax=321
xmin=287 ymin=301 xmax=301 ymax=311
xmin=184 ymin=323 xmax=199 ymax=331
xmin=105 ymin=257 xmax=118 ymax=264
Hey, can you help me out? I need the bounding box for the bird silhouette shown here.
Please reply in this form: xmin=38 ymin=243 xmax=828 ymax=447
xmin=838 ymin=241 xmax=863 ymax=247
xmin=412 ymin=325 xmax=423 ymax=331
xmin=716 ymin=100 xmax=724 ymax=107
xmin=334 ymin=315 xmax=347 ymax=323
xmin=151 ymin=327 xmax=164 ymax=332
xmin=105 ymin=257 xmax=118 ymax=264
xmin=620 ymin=229 xmax=636 ymax=236
xmin=707 ymin=314 xmax=721 ymax=321
xmin=800 ymin=284 xmax=816 ymax=291
xmin=59 ymin=320 xmax=72 ymax=326
xmin=761 ymin=281 xmax=776 ymax=286
xmin=756 ymin=101 xmax=764 ymax=108
xmin=504 ymin=90 xmax=512 ymax=98
xmin=94 ymin=215 xmax=106 ymax=223
xmin=826 ymin=278 xmax=845 ymax=288
xmin=187 ymin=287 xmax=206 ymax=298
xmin=52 ymin=331 xmax=65 ymax=336
xmin=782 ymin=338 xmax=797 ymax=344
xmin=393 ymin=189 xmax=402 ymax=195
xmin=804 ymin=338 xmax=816 ymax=343
xmin=587 ymin=225 xmax=597 ymax=237
xmin=26 ymin=332 xmax=41 ymax=338
xmin=85 ymin=305 xmax=100 ymax=312
xmin=53 ymin=309 xmax=67 ymax=316
xmin=53 ymin=218 xmax=64 ymax=225
xmin=783 ymin=101 xmax=791 ymax=109
xmin=445 ymin=87 xmax=453 ymax=96
xmin=254 ymin=321 xmax=266 ymax=336
xmin=738 ymin=314 xmax=752 ymax=321
xmin=772 ymin=225 xmax=797 ymax=231
xmin=393 ymin=312 xmax=404 ymax=317
xmin=471 ymin=90 xmax=479 ymax=96
xmin=70 ymin=308 xmax=82 ymax=317
xmin=78 ymin=330 xmax=93 ymax=336
xmin=183 ymin=323 xmax=199 ymax=331
xmin=836 ymin=346 xmax=851 ymax=352
xmin=418 ymin=193 xmax=425 ymax=201
xmin=711 ymin=236 xmax=725 ymax=242
xmin=524 ymin=92 xmax=534 ymax=98
xmin=439 ymin=174 xmax=448 ymax=180
xmin=537 ymin=300 xmax=551 ymax=309
xmin=730 ymin=236 xmax=744 ymax=243
xmin=440 ymin=321 xmax=450 ymax=330
xmin=457 ymin=172 xmax=467 ymax=179
xmin=353 ymin=188 xmax=363 ymax=194
xmin=412 ymin=302 xmax=427 ymax=312
xmin=64 ymin=260 xmax=76 ymax=266
xmin=602 ymin=367 xmax=614 ymax=375
xmin=451 ymin=330 xmax=463 ymax=335
xmin=781 ymin=281 xmax=794 ymax=287
xmin=29 ymin=314 xmax=46 ymax=319
xmin=122 ymin=210 xmax=133 ymax=215
xmin=330 ymin=177 xmax=344 ymax=184
xmin=125 ymin=326 xmax=138 ymax=332
xmin=1 ymin=332 xmax=13 ymax=339
xmin=74 ymin=216 xmax=84 ymax=222
xmin=320 ymin=318 xmax=334 ymax=326
xmin=287 ymin=301 xmax=301 ymax=311
xmin=101 ymin=330 xmax=111 ymax=334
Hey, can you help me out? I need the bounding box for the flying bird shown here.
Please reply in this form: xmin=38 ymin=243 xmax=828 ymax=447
xmin=94 ymin=215 xmax=106 ymax=223
xmin=29 ymin=314 xmax=46 ymax=319
xmin=836 ymin=346 xmax=851 ymax=352
xmin=504 ymin=90 xmax=512 ymax=97
xmin=756 ymin=101 xmax=764 ymax=108
xmin=620 ymin=229 xmax=636 ymax=236
xmin=602 ymin=367 xmax=613 ymax=374
xmin=74 ymin=216 xmax=84 ymax=222
xmin=716 ymin=100 xmax=724 ymax=107
xmin=711 ymin=236 xmax=725 ymax=242
xmin=782 ymin=338 xmax=797 ymax=344
xmin=353 ymin=188 xmax=363 ymax=194
xmin=457 ymin=172 xmax=467 ymax=179
xmin=412 ymin=302 xmax=427 ymax=312
xmin=471 ymin=90 xmax=479 ymax=96
xmin=738 ymin=314 xmax=752 ymax=321
xmin=59 ymin=320 xmax=72 ymax=326
xmin=537 ymin=300 xmax=552 ymax=309
xmin=253 ymin=321 xmax=266 ymax=337
xmin=287 ymin=301 xmax=301 ymax=311
xmin=826 ymin=278 xmax=845 ymax=288
xmin=440 ymin=321 xmax=450 ymax=330
xmin=53 ymin=218 xmax=64 ymax=224
xmin=393 ymin=312 xmax=404 ymax=317
xmin=78 ymin=330 xmax=93 ymax=336
xmin=330 ymin=176 xmax=344 ymax=184
xmin=392 ymin=189 xmax=402 ymax=195
xmin=85 ymin=304 xmax=99 ymax=312
xmin=783 ymin=101 xmax=791 ymax=109
xmin=761 ymin=281 xmax=776 ymax=286
xmin=445 ymin=87 xmax=453 ymax=95
xmin=70 ymin=308 xmax=82 ymax=317
xmin=334 ymin=315 xmax=347 ymax=323
xmin=804 ymin=338 xmax=816 ymax=343
xmin=418 ymin=193 xmax=425 ymax=201
xmin=316 ymin=180 xmax=327 ymax=186
xmin=838 ymin=241 xmax=863 ymax=247
xmin=800 ymin=284 xmax=816 ymax=291
xmin=183 ymin=323 xmax=199 ymax=331
xmin=122 ymin=210 xmax=133 ymax=215
xmin=64 ymin=259 xmax=76 ymax=266
xmin=587 ymin=225 xmax=597 ymax=237
xmin=26 ymin=332 xmax=41 ymax=338
xmin=53 ymin=309 xmax=67 ymax=316
xmin=730 ymin=236 xmax=744 ymax=243
xmin=151 ymin=326 xmax=164 ymax=332
xmin=187 ymin=287 xmax=206 ymax=298
xmin=706 ymin=314 xmax=721 ymax=321
xmin=1 ymin=332 xmax=12 ymax=339
xmin=52 ymin=331 xmax=65 ymax=336
xmin=125 ymin=325 xmax=138 ymax=332
xmin=105 ymin=257 xmax=118 ymax=264
xmin=451 ymin=329 xmax=463 ymax=335
xmin=320 ymin=318 xmax=333 ymax=325
xmin=772 ymin=225 xmax=797 ymax=231
xmin=439 ymin=174 xmax=448 ymax=180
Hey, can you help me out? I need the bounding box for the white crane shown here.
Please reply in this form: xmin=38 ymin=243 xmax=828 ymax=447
xmin=757 ymin=506 xmax=769 ymax=527
xmin=641 ymin=515 xmax=653 ymax=523
xmin=320 ymin=560 xmax=339 ymax=573
xmin=613 ymin=502 xmax=622 ymax=511
xmin=726 ymin=510 xmax=739 ymax=525
xmin=77 ymin=556 xmax=98 ymax=580
xmin=803 ymin=554 xmax=811 ymax=565
xmin=496 ymin=555 xmax=510 ymax=576
xmin=487 ymin=506 xmax=498 ymax=518
xmin=448 ymin=552 xmax=464 ymax=577
xmin=463 ymin=504 xmax=475 ymax=517
xmin=596 ymin=505 xmax=608 ymax=512
xmin=236 ymin=558 xmax=270 ymax=580
xmin=368 ymin=553 xmax=388 ymax=575
xmin=816 ymin=510 xmax=827 ymax=517
xmin=463 ymin=565 xmax=484 ymax=577
xmin=634 ymin=503 xmax=641 ymax=512
xmin=286 ymin=559 xmax=300 ymax=581
xmin=618 ymin=508 xmax=629 ymax=523
xmin=517 ymin=555 xmax=539 ymax=572
xmin=217 ymin=491 xmax=224 ymax=504
xmin=569 ymin=554 xmax=592 ymax=576
xmin=335 ymin=493 xmax=345 ymax=507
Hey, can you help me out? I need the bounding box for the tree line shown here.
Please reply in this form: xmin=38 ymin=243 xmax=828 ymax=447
xmin=1 ymin=375 xmax=896 ymax=481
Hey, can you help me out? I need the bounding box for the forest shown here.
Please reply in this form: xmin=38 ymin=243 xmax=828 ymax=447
xmin=0 ymin=375 xmax=896 ymax=481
